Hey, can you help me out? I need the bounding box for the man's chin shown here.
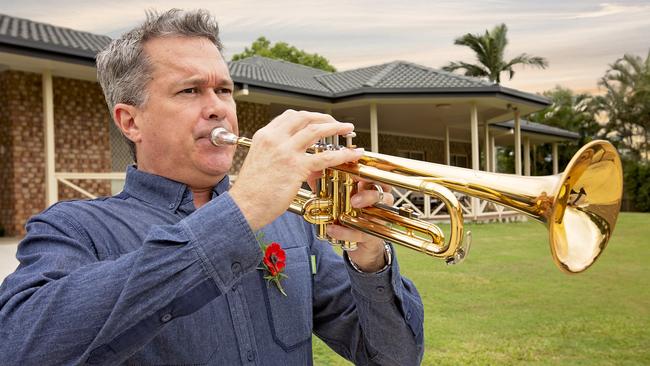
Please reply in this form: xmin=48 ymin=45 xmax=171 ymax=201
xmin=199 ymin=160 xmax=232 ymax=179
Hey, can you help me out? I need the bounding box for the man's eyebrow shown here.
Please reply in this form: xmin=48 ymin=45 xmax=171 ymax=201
xmin=176 ymin=76 xmax=234 ymax=88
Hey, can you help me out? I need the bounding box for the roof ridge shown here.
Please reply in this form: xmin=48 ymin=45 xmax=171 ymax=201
xmin=331 ymin=60 xmax=394 ymax=75
xmin=238 ymin=55 xmax=333 ymax=75
xmin=0 ymin=13 xmax=111 ymax=40
xmin=383 ymin=59 xmax=495 ymax=87
xmin=363 ymin=61 xmax=401 ymax=87
xmin=428 ymin=63 xmax=495 ymax=86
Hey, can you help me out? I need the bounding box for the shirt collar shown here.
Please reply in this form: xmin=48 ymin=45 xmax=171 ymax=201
xmin=123 ymin=165 xmax=230 ymax=211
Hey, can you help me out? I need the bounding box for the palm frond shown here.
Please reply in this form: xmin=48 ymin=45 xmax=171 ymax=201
xmin=442 ymin=61 xmax=490 ymax=79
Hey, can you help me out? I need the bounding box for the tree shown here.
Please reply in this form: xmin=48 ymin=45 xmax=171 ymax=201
xmin=597 ymin=51 xmax=650 ymax=159
xmin=527 ymin=86 xmax=602 ymax=174
xmin=231 ymin=36 xmax=336 ymax=72
xmin=442 ymin=24 xmax=548 ymax=83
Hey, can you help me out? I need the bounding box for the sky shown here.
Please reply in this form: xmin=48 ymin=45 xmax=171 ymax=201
xmin=2 ymin=0 xmax=649 ymax=94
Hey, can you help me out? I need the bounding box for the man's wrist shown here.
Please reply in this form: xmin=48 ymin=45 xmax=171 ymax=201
xmin=347 ymin=242 xmax=392 ymax=274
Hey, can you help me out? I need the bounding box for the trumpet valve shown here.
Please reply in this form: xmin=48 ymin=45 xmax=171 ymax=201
xmin=344 ymin=132 xmax=356 ymax=149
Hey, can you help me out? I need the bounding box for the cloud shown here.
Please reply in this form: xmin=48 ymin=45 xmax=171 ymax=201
xmin=2 ymin=0 xmax=649 ymax=94
xmin=566 ymin=2 xmax=650 ymax=19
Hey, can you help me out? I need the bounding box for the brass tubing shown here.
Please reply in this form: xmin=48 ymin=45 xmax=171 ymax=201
xmin=211 ymin=128 xmax=623 ymax=273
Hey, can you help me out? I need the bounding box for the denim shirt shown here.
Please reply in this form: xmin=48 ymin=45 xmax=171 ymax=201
xmin=0 ymin=166 xmax=424 ymax=366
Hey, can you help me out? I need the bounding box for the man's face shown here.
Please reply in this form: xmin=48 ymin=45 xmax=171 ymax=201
xmin=133 ymin=36 xmax=238 ymax=187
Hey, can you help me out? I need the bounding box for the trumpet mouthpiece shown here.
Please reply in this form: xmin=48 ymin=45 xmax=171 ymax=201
xmin=210 ymin=127 xmax=238 ymax=146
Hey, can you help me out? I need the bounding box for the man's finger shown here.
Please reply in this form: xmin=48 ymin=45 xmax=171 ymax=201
xmin=266 ymin=110 xmax=340 ymax=136
xmin=306 ymin=148 xmax=363 ymax=172
xmin=326 ymin=224 xmax=366 ymax=243
xmin=291 ymin=122 xmax=355 ymax=150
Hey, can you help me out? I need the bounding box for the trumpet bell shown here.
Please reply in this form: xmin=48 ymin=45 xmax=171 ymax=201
xmin=548 ymin=140 xmax=622 ymax=273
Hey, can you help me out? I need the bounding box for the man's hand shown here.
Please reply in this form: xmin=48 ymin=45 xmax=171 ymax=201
xmin=326 ymin=181 xmax=395 ymax=273
xmin=229 ymin=110 xmax=363 ymax=231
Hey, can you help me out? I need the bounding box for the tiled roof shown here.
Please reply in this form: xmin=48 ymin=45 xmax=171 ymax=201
xmin=316 ymin=61 xmax=492 ymax=93
xmin=228 ymin=57 xmax=496 ymax=97
xmin=0 ymin=13 xmax=111 ymax=59
xmin=493 ymin=119 xmax=580 ymax=140
xmin=0 ymin=13 xmax=548 ymax=107
xmin=228 ymin=56 xmax=332 ymax=95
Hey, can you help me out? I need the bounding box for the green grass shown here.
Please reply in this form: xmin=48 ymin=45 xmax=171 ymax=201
xmin=312 ymin=212 xmax=650 ymax=365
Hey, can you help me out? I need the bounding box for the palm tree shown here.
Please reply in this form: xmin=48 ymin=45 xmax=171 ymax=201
xmin=597 ymin=51 xmax=650 ymax=158
xmin=442 ymin=24 xmax=548 ymax=83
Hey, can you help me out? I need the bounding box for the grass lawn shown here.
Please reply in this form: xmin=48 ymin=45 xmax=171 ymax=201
xmin=312 ymin=212 xmax=650 ymax=365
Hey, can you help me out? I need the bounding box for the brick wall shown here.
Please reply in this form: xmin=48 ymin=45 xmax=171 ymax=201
xmin=0 ymin=71 xmax=45 ymax=236
xmin=228 ymin=102 xmax=472 ymax=176
xmin=53 ymin=76 xmax=112 ymax=201
xmin=1 ymin=84 xmax=472 ymax=235
xmin=349 ymin=132 xmax=471 ymax=165
xmin=0 ymin=70 xmax=112 ymax=236
xmin=0 ymin=71 xmax=14 ymax=236
xmin=229 ymin=101 xmax=270 ymax=174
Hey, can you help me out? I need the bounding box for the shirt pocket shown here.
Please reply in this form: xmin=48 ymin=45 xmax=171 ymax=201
xmin=260 ymin=246 xmax=313 ymax=351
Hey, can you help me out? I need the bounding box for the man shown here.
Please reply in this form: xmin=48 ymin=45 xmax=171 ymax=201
xmin=0 ymin=9 xmax=423 ymax=365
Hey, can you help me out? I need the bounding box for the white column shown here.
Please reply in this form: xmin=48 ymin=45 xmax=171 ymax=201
xmin=552 ymin=143 xmax=559 ymax=174
xmin=444 ymin=125 xmax=450 ymax=165
xmin=370 ymin=103 xmax=378 ymax=153
xmin=470 ymin=103 xmax=479 ymax=171
xmin=470 ymin=103 xmax=479 ymax=219
xmin=524 ymin=137 xmax=531 ymax=176
xmin=483 ymin=122 xmax=490 ymax=171
xmin=43 ymin=70 xmax=57 ymax=205
xmin=514 ymin=110 xmax=522 ymax=175
xmin=532 ymin=144 xmax=537 ymax=176
xmin=490 ymin=135 xmax=496 ymax=172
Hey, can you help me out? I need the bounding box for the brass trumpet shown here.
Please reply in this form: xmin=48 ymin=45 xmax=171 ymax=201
xmin=211 ymin=128 xmax=623 ymax=274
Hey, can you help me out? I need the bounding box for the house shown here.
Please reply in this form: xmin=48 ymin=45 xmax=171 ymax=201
xmin=0 ymin=13 xmax=577 ymax=236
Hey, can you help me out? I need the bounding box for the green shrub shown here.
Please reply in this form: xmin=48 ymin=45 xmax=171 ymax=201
xmin=624 ymin=160 xmax=650 ymax=212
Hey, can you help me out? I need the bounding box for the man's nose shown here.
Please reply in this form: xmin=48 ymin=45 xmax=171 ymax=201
xmin=201 ymin=90 xmax=229 ymax=120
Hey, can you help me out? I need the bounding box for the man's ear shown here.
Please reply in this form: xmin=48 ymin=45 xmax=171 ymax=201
xmin=113 ymin=103 xmax=142 ymax=143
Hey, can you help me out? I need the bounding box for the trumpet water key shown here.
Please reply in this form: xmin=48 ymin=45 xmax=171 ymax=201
xmin=211 ymin=127 xmax=623 ymax=274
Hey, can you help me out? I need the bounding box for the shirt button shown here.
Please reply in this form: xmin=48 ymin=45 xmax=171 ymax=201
xmin=232 ymin=282 xmax=238 ymax=291
xmin=406 ymin=311 xmax=412 ymax=320
xmin=231 ymin=262 xmax=241 ymax=274
xmin=160 ymin=313 xmax=172 ymax=323
xmin=168 ymin=203 xmax=174 ymax=209
xmin=376 ymin=286 xmax=385 ymax=294
xmin=246 ymin=350 xmax=255 ymax=361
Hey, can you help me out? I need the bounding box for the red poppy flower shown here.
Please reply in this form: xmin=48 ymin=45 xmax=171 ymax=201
xmin=263 ymin=242 xmax=286 ymax=276
xmin=256 ymin=234 xmax=289 ymax=296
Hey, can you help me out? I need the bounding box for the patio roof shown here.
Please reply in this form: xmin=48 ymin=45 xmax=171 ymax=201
xmin=229 ymin=56 xmax=550 ymax=106
xmin=493 ymin=119 xmax=579 ymax=140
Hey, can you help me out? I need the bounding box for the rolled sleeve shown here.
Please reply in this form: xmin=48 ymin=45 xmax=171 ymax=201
xmin=344 ymin=254 xmax=396 ymax=302
xmin=181 ymin=192 xmax=262 ymax=292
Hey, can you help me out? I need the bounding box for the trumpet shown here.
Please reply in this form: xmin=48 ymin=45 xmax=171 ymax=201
xmin=211 ymin=127 xmax=623 ymax=274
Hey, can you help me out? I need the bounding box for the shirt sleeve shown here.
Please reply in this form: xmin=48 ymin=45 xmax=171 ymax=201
xmin=0 ymin=192 xmax=261 ymax=366
xmin=310 ymin=225 xmax=425 ymax=366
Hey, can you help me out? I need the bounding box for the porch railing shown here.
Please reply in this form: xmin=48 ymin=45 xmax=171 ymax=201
xmin=392 ymin=187 xmax=524 ymax=222
xmin=52 ymin=174 xmax=522 ymax=222
xmin=55 ymin=172 xmax=126 ymax=200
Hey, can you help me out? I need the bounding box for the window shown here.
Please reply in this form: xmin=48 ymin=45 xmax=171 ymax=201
xmin=397 ymin=150 xmax=425 ymax=161
xmin=451 ymin=154 xmax=468 ymax=168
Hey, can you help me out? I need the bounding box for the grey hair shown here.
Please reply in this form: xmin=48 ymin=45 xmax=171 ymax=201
xmin=96 ymin=9 xmax=223 ymax=162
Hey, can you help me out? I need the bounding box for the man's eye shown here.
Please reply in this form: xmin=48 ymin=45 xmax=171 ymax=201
xmin=217 ymin=88 xmax=233 ymax=95
xmin=181 ymin=88 xmax=198 ymax=94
